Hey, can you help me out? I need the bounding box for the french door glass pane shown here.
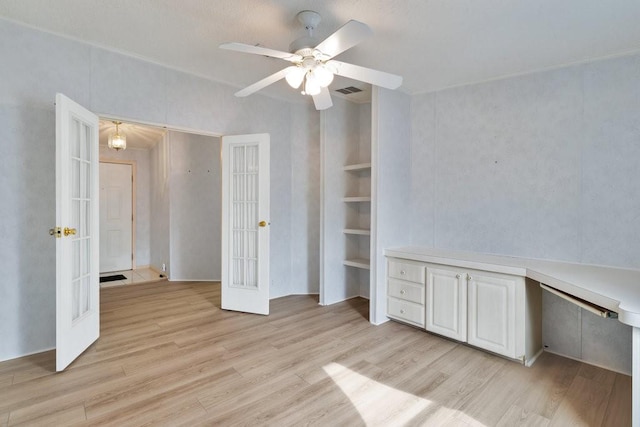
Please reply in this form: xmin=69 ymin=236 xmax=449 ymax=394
xmin=230 ymin=143 xmax=261 ymax=289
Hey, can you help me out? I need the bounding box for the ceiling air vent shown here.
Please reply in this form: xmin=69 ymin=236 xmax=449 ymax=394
xmin=335 ymin=86 xmax=363 ymax=95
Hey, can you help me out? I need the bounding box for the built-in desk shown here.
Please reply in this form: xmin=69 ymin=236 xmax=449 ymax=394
xmin=384 ymin=246 xmax=640 ymax=426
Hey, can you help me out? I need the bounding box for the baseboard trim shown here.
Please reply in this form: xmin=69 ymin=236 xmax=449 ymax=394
xmin=318 ymin=294 xmax=362 ymax=306
xmin=525 ymin=348 xmax=544 ymax=367
xmin=543 ymin=349 xmax=631 ymax=376
xmin=0 ymin=346 xmax=55 ymax=363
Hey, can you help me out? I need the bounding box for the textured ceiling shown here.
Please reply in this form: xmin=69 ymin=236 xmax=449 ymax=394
xmin=2 ymin=0 xmax=640 ymax=103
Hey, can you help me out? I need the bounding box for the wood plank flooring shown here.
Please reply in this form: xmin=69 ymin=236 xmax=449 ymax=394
xmin=0 ymin=281 xmax=631 ymax=426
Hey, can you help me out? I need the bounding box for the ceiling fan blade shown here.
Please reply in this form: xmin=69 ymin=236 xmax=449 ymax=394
xmin=329 ymin=60 xmax=403 ymax=89
xmin=235 ymin=67 xmax=295 ymax=97
xmin=315 ymin=20 xmax=372 ymax=59
xmin=312 ymin=87 xmax=333 ymax=110
xmin=220 ymin=42 xmax=302 ymax=62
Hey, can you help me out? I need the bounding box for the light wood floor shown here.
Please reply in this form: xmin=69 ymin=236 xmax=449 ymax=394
xmin=0 ymin=281 xmax=631 ymax=426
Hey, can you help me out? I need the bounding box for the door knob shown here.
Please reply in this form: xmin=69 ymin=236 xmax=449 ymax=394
xmin=258 ymin=221 xmax=267 ymax=227
xmin=64 ymin=227 xmax=77 ymax=237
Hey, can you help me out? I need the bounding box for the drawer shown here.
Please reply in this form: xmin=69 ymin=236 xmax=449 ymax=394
xmin=388 ymin=259 xmax=425 ymax=284
xmin=388 ymin=278 xmax=424 ymax=304
xmin=387 ymin=297 xmax=425 ymax=327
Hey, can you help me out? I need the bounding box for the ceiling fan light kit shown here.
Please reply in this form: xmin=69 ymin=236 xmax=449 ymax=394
xmin=219 ymin=10 xmax=402 ymax=110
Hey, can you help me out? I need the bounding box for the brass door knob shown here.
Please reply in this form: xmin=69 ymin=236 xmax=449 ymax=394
xmin=258 ymin=221 xmax=267 ymax=227
xmin=64 ymin=227 xmax=77 ymax=236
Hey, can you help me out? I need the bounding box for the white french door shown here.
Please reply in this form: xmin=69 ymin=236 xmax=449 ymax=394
xmin=221 ymin=133 xmax=270 ymax=315
xmin=55 ymin=93 xmax=100 ymax=371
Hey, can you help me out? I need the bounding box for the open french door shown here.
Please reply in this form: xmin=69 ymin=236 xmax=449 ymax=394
xmin=221 ymin=133 xmax=270 ymax=315
xmin=54 ymin=93 xmax=100 ymax=371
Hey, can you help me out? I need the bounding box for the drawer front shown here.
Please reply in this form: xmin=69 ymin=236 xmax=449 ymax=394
xmin=388 ymin=259 xmax=425 ymax=284
xmin=387 ymin=297 xmax=425 ymax=327
xmin=388 ymin=278 xmax=424 ymax=304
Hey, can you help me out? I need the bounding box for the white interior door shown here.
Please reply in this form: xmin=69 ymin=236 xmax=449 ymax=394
xmin=55 ymin=93 xmax=100 ymax=371
xmin=99 ymin=162 xmax=133 ymax=273
xmin=221 ymin=133 xmax=270 ymax=315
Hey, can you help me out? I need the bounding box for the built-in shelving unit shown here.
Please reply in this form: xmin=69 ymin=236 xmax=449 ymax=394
xmin=343 ymin=160 xmax=371 ymax=275
xmin=321 ymin=100 xmax=373 ymax=305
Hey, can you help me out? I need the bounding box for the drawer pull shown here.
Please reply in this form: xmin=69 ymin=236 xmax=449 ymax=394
xmin=400 ymin=289 xmax=406 ymax=295
xmin=400 ymin=270 xmax=406 ymax=275
xmin=400 ymin=309 xmax=405 ymax=314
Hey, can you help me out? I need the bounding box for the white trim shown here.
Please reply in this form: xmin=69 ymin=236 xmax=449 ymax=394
xmin=544 ymin=349 xmax=631 ymax=376
xmin=319 ymin=110 xmax=327 ymax=306
xmin=0 ymin=347 xmax=56 ymax=363
xmin=633 ymin=328 xmax=640 ymax=427
xmin=369 ymin=87 xmax=380 ymax=324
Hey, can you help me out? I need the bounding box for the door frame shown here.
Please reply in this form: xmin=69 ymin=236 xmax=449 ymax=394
xmin=98 ymin=159 xmax=137 ymax=270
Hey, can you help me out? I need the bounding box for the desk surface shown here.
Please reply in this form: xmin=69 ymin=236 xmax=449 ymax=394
xmin=384 ymin=246 xmax=640 ymax=328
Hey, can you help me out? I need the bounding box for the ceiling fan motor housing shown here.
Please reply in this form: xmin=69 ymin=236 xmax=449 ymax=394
xmin=297 ymin=10 xmax=321 ymax=31
xmin=289 ymin=38 xmax=318 ymax=55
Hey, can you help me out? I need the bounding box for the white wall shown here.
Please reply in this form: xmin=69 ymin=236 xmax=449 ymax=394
xmin=150 ymin=135 xmax=171 ymax=277
xmin=99 ymin=146 xmax=151 ymax=267
xmin=410 ymin=53 xmax=640 ymax=373
xmin=0 ymin=18 xmax=319 ymax=361
xmin=371 ymin=88 xmax=412 ymax=323
xmin=290 ymin=106 xmax=321 ymax=295
xmin=168 ymin=131 xmax=221 ymax=281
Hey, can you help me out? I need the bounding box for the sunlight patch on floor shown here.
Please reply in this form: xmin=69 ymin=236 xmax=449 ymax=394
xmin=323 ymin=363 xmax=487 ymax=426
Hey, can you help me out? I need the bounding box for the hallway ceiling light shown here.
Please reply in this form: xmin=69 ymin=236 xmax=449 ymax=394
xmin=108 ymin=121 xmax=127 ymax=151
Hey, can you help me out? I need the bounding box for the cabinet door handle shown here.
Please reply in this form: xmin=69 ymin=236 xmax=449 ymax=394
xmin=467 ymin=274 xmax=472 ymax=281
xmin=456 ymin=274 xmax=461 ymax=279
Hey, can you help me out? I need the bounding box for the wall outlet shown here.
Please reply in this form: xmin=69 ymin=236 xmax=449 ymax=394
xmin=162 ymin=263 xmax=166 ymax=272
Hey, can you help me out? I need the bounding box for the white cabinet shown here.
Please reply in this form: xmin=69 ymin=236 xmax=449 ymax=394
xmin=426 ymin=266 xmax=467 ymax=342
xmin=467 ymin=271 xmax=520 ymax=359
xmin=386 ymin=258 xmax=425 ymax=327
xmin=388 ymin=256 xmax=541 ymax=365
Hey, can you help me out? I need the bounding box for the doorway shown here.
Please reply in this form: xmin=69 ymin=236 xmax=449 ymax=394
xmin=99 ymin=161 xmax=134 ymax=273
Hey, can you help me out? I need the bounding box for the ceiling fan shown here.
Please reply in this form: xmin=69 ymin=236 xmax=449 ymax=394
xmin=220 ymin=10 xmax=403 ymax=110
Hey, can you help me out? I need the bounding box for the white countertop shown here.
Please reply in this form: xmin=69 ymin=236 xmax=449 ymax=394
xmin=384 ymin=246 xmax=640 ymax=328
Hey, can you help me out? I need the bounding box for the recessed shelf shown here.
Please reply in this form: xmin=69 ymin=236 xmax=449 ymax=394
xmin=343 ymin=258 xmax=370 ymax=270
xmin=343 ymin=196 xmax=371 ymax=202
xmin=343 ymin=162 xmax=371 ymax=172
xmin=343 ymin=228 xmax=371 ymax=236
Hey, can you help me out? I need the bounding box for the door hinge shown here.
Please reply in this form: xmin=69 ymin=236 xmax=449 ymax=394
xmin=49 ymin=227 xmax=62 ymax=238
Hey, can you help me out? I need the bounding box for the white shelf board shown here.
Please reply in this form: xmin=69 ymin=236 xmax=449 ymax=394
xmin=343 ymin=228 xmax=371 ymax=236
xmin=343 ymin=196 xmax=371 ymax=202
xmin=343 ymin=162 xmax=372 ymax=172
xmin=343 ymin=258 xmax=371 ymax=270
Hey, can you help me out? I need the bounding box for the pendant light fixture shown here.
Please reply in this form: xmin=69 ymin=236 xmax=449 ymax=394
xmin=108 ymin=121 xmax=127 ymax=151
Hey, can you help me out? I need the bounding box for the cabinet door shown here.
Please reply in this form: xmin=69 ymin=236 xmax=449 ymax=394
xmin=467 ymin=271 xmax=516 ymax=358
xmin=426 ymin=266 xmax=467 ymax=341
